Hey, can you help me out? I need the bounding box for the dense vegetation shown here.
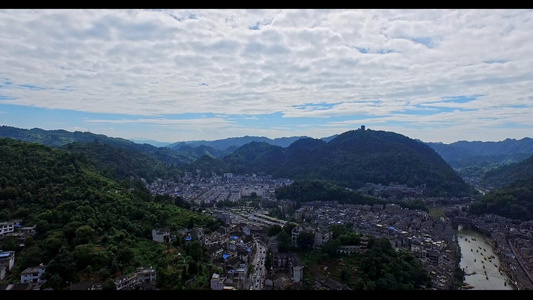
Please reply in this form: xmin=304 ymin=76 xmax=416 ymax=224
xmin=223 ymin=129 xmax=473 ymax=197
xmin=479 ymin=154 xmax=533 ymax=190
xmin=271 ymin=223 xmax=433 ymax=290
xmin=0 ymin=125 xmax=201 ymax=166
xmin=469 ymin=176 xmax=533 ymax=221
xmin=0 ymin=138 xmax=222 ymax=290
xmin=60 ymin=141 xmax=183 ymax=184
xmin=274 ymin=179 xmax=429 ymax=212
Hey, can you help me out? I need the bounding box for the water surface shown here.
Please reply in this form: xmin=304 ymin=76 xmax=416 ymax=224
xmin=457 ymin=228 xmax=513 ymax=290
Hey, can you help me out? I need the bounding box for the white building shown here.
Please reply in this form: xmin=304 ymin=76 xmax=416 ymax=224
xmin=0 ymin=221 xmax=16 ymax=235
xmin=0 ymin=250 xmax=16 ymax=280
xmin=20 ymin=264 xmax=46 ymax=284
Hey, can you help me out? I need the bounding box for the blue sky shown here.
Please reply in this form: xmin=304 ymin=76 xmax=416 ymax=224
xmin=1 ymin=9 xmax=533 ymax=144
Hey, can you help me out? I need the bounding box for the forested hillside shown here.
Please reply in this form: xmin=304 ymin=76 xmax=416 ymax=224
xmin=0 ymin=138 xmax=222 ymax=290
xmin=479 ymin=154 xmax=533 ymax=190
xmin=223 ymin=129 xmax=474 ymax=197
xmin=0 ymin=126 xmax=201 ymax=166
xmin=61 ymin=141 xmax=183 ymax=183
xmin=469 ymin=176 xmax=533 ymax=221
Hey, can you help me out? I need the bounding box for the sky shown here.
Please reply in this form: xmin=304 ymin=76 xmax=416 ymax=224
xmin=1 ymin=9 xmax=533 ymax=145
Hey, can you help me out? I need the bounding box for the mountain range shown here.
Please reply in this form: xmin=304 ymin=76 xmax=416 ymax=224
xmin=2 ymin=125 xmax=533 ymax=196
xmin=426 ymin=138 xmax=533 ymax=169
xmin=217 ymin=128 xmax=474 ymax=197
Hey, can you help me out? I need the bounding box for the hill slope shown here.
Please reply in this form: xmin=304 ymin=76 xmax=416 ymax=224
xmin=0 ymin=125 xmax=204 ymax=166
xmin=222 ymin=128 xmax=473 ymax=197
xmin=0 ymin=137 xmax=218 ymax=290
xmin=479 ymin=154 xmax=533 ymax=190
xmin=469 ymin=175 xmax=533 ymax=221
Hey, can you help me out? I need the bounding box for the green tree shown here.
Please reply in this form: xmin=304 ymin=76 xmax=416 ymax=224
xmin=44 ymin=247 xmax=78 ymax=287
xmin=102 ymin=278 xmax=117 ymax=290
xmin=277 ymin=230 xmax=291 ymax=253
xmin=188 ymin=240 xmax=203 ymax=261
xmin=297 ymin=231 xmax=315 ymax=250
xmin=72 ymin=244 xmax=96 ymax=270
xmin=73 ymin=225 xmax=97 ymax=246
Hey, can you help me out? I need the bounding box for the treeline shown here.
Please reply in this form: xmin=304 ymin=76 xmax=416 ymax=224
xmin=61 ymin=141 xmax=184 ymax=183
xmin=274 ymin=179 xmax=429 ymax=212
xmin=0 ymin=125 xmax=198 ymax=166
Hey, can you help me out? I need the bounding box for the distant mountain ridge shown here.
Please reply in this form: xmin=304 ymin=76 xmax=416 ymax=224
xmin=479 ymin=153 xmax=533 ymax=190
xmin=7 ymin=125 xmax=533 ymax=197
xmin=0 ymin=125 xmax=194 ymax=166
xmin=167 ymin=134 xmax=338 ymax=151
xmin=0 ymin=125 xmax=338 ymax=163
xmin=4 ymin=125 xmax=531 ymax=171
xmin=426 ymin=138 xmax=533 ymax=169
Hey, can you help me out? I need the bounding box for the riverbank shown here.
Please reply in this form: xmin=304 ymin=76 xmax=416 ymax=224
xmin=456 ymin=229 xmax=513 ymax=290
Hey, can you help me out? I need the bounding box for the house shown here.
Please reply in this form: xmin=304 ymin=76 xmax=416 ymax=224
xmin=271 ymin=252 xmax=304 ymax=283
xmin=1 ymin=221 xmax=35 ymax=250
xmin=114 ymin=266 xmax=157 ymax=290
xmin=313 ymin=228 xmax=333 ymax=250
xmin=135 ymin=266 xmax=157 ymax=285
xmin=0 ymin=250 xmax=15 ymax=280
xmin=0 ymin=221 xmax=16 ymax=235
xmin=210 ymin=273 xmax=226 ymax=290
xmin=151 ymin=227 xmax=173 ymax=243
xmin=20 ymin=264 xmax=46 ymax=284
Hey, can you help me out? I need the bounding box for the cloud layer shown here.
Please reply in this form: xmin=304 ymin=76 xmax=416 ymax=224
xmin=1 ymin=9 xmax=532 ymax=143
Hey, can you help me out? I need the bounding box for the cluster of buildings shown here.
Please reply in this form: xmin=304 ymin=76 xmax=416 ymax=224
xmin=3 ymin=169 xmax=533 ymax=291
xmin=145 ymin=172 xmax=292 ymax=206
xmin=288 ymin=201 xmax=460 ymax=289
xmin=146 ymin=172 xmax=533 ymax=290
xmin=0 ymin=220 xmax=35 ymax=285
xmin=357 ymin=182 xmax=426 ymax=198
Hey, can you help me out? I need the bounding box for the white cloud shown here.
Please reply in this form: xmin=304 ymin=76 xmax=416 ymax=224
xmin=1 ymin=9 xmax=532 ymax=143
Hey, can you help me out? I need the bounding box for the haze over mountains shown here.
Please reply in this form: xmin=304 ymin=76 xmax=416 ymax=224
xmin=426 ymin=138 xmax=533 ymax=169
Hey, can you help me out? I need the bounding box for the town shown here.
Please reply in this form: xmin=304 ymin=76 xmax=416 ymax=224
xmin=1 ymin=172 xmax=532 ymax=290
xmin=147 ymin=172 xmax=533 ymax=290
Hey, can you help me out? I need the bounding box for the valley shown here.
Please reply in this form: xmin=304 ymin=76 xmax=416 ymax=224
xmin=0 ymin=125 xmax=532 ymax=291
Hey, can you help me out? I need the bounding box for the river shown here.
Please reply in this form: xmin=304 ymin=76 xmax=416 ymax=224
xmin=456 ymin=227 xmax=514 ymax=290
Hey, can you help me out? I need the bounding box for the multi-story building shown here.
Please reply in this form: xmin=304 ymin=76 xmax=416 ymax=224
xmin=20 ymin=264 xmax=46 ymax=284
xmin=0 ymin=250 xmax=15 ymax=281
xmin=0 ymin=221 xmax=16 ymax=235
